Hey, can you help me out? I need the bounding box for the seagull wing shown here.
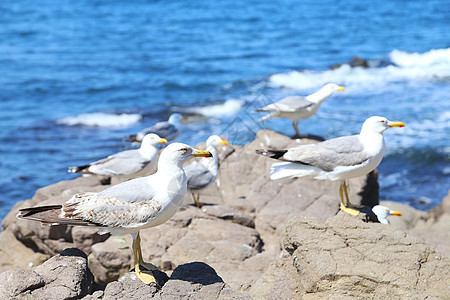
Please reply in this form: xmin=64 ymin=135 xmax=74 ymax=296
xmin=62 ymin=177 xmax=162 ymax=228
xmin=258 ymin=96 xmax=314 ymax=112
xmin=185 ymin=163 xmax=214 ymax=190
xmin=283 ymin=135 xmax=371 ymax=172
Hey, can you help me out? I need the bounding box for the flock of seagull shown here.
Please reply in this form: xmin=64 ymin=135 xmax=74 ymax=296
xmin=18 ymin=83 xmax=404 ymax=284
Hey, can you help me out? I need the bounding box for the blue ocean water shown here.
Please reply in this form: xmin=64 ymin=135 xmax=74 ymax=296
xmin=1 ymin=0 xmax=449 ymax=221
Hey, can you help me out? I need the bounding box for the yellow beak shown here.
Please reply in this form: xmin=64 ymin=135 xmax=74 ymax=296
xmin=388 ymin=121 xmax=405 ymax=128
xmin=158 ymin=138 xmax=168 ymax=144
xmin=190 ymin=149 xmax=213 ymax=158
xmin=181 ymin=116 xmax=188 ymax=122
xmin=220 ymin=139 xmax=229 ymax=146
xmin=391 ymin=211 xmax=402 ymax=216
xmin=337 ymin=86 xmax=346 ymax=91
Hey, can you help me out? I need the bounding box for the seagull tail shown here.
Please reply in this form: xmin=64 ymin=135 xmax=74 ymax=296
xmin=17 ymin=205 xmax=101 ymax=227
xmin=258 ymin=112 xmax=277 ymax=122
xmin=125 ymin=134 xmax=138 ymax=142
xmin=255 ymin=149 xmax=287 ymax=160
xmin=270 ymin=162 xmax=318 ymax=180
xmin=68 ymin=165 xmax=90 ymax=174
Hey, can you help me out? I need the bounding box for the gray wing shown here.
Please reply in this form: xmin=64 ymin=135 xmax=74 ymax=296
xmin=138 ymin=122 xmax=179 ymax=141
xmin=259 ymin=96 xmax=314 ymax=112
xmin=283 ymin=135 xmax=370 ymax=172
xmin=185 ymin=163 xmax=214 ymax=190
xmin=62 ymin=177 xmax=162 ymax=228
xmin=89 ymin=150 xmax=148 ymax=175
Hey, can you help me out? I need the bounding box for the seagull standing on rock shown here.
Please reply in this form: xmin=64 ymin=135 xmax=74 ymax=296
xmin=184 ymin=135 xmax=229 ymax=207
xmin=127 ymin=113 xmax=187 ymax=142
xmin=256 ymin=116 xmax=405 ymax=216
xmin=68 ymin=133 xmax=167 ymax=176
xmin=256 ymin=83 xmax=345 ymax=137
xmin=18 ymin=143 xmax=212 ymax=285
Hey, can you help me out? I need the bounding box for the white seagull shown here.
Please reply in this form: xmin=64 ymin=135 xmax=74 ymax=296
xmin=18 ymin=143 xmax=212 ymax=284
xmin=127 ymin=113 xmax=186 ymax=142
xmin=184 ymin=135 xmax=229 ymax=207
xmin=256 ymin=83 xmax=345 ymax=137
xmin=372 ymin=205 xmax=402 ymax=224
xmin=68 ymin=134 xmax=167 ymax=176
xmin=256 ymin=116 xmax=405 ymax=216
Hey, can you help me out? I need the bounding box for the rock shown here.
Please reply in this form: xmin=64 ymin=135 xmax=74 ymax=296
xmin=0 ymin=229 xmax=49 ymax=273
xmin=0 ymin=268 xmax=44 ymax=299
xmin=101 ymin=272 xmax=159 ymax=300
xmin=429 ymin=190 xmax=450 ymax=219
xmin=72 ymin=227 xmax=110 ymax=255
xmin=0 ymin=248 xmax=94 ymax=300
xmin=201 ymin=205 xmax=255 ymax=228
xmin=88 ymin=236 xmax=132 ymax=284
xmin=161 ymin=262 xmax=250 ymax=299
xmin=252 ymin=213 xmax=450 ymax=299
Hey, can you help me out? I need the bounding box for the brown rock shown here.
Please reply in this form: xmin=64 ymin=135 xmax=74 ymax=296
xmin=88 ymin=236 xmax=132 ymax=283
xmin=0 ymin=229 xmax=49 ymax=273
xmin=260 ymin=213 xmax=450 ymax=299
xmin=0 ymin=248 xmax=94 ymax=300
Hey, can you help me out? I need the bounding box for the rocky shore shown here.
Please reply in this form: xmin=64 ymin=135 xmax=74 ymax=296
xmin=0 ymin=130 xmax=448 ymax=299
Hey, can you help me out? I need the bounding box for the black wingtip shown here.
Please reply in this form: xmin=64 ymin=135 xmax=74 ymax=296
xmin=255 ymin=149 xmax=287 ymax=160
xmin=125 ymin=134 xmax=138 ymax=142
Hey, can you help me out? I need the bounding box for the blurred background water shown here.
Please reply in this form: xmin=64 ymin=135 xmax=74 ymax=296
xmin=1 ymin=0 xmax=449 ymax=221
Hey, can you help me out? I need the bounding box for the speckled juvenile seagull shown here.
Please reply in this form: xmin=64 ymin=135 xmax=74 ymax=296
xmin=18 ymin=143 xmax=212 ymax=284
xmin=256 ymin=116 xmax=405 ymax=216
xmin=68 ymin=133 xmax=167 ymax=176
xmin=256 ymin=83 xmax=345 ymax=137
xmin=127 ymin=113 xmax=186 ymax=142
xmin=184 ymin=135 xmax=229 ymax=207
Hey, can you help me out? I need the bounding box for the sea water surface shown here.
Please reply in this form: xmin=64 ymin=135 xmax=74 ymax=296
xmin=1 ymin=0 xmax=449 ymax=221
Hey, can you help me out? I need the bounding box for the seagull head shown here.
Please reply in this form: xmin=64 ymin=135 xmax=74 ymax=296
xmin=372 ymin=205 xmax=402 ymax=225
xmin=361 ymin=116 xmax=405 ymax=134
xmin=323 ymin=83 xmax=346 ymax=93
xmin=206 ymin=135 xmax=229 ymax=148
xmin=141 ymin=133 xmax=168 ymax=147
xmin=168 ymin=113 xmax=188 ymax=125
xmin=159 ymin=143 xmax=212 ymax=167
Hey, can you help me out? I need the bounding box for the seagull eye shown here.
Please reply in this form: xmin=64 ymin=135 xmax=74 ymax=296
xmin=179 ymin=147 xmax=188 ymax=153
xmin=380 ymin=120 xmax=385 ymax=124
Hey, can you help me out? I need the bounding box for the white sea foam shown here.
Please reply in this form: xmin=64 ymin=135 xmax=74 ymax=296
xmin=268 ymin=48 xmax=450 ymax=91
xmin=186 ymin=99 xmax=245 ymax=117
xmin=57 ymin=112 xmax=142 ymax=127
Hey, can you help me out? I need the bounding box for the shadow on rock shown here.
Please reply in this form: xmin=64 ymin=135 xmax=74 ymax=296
xmin=170 ymin=261 xmax=223 ymax=285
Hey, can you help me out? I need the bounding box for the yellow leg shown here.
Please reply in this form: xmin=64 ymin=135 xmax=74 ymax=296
xmin=343 ymin=181 xmax=364 ymax=208
xmin=132 ymin=232 xmax=157 ymax=284
xmin=339 ymin=181 xmax=359 ymax=216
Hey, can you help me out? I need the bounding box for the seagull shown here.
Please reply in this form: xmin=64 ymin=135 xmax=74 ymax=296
xmin=68 ymin=134 xmax=167 ymax=176
xmin=256 ymin=83 xmax=345 ymax=137
xmin=18 ymin=143 xmax=212 ymax=284
xmin=184 ymin=135 xmax=229 ymax=207
xmin=372 ymin=205 xmax=402 ymax=224
xmin=256 ymin=116 xmax=405 ymax=216
xmin=126 ymin=113 xmax=186 ymax=142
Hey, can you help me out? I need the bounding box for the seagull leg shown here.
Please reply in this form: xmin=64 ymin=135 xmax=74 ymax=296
xmin=339 ymin=181 xmax=359 ymax=216
xmin=292 ymin=121 xmax=301 ymax=137
xmin=195 ymin=193 xmax=201 ymax=208
xmin=191 ymin=192 xmax=201 ymax=208
xmin=132 ymin=232 xmax=157 ymax=284
xmin=343 ymin=181 xmax=364 ymax=208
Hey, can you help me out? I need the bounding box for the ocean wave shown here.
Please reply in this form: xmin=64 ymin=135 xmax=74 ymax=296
xmin=56 ymin=112 xmax=142 ymax=128
xmin=184 ymin=99 xmax=245 ymax=117
xmin=268 ymin=48 xmax=450 ymax=91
